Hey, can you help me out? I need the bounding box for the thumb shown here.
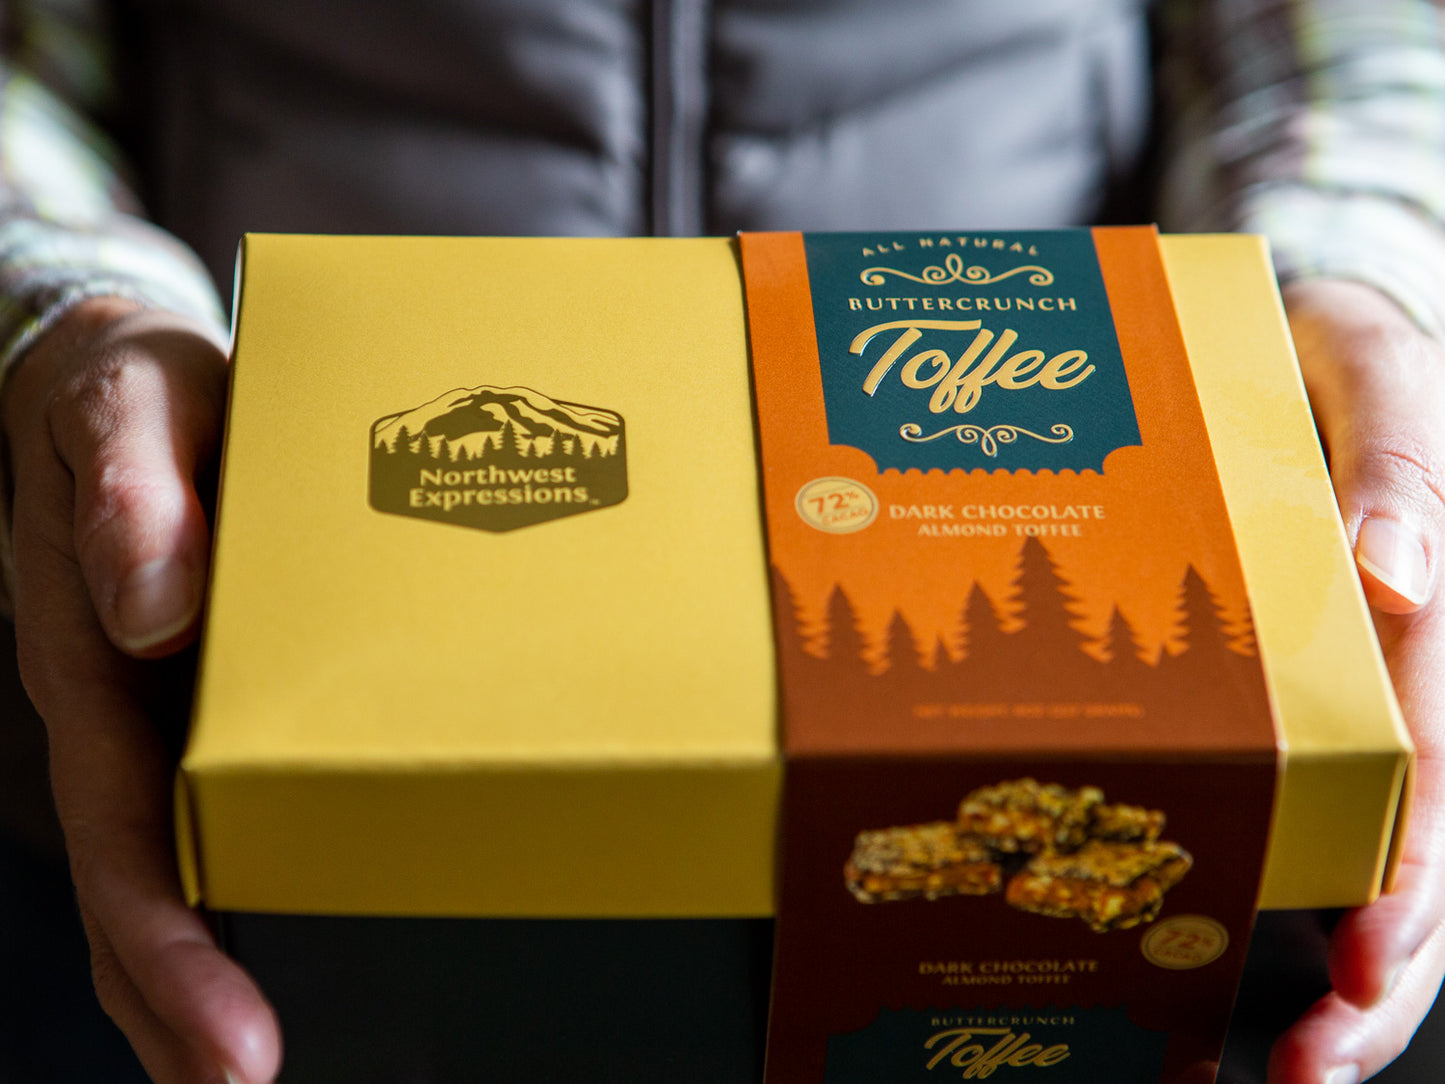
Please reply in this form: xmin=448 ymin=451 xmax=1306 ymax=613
xmin=21 ymin=300 xmax=228 ymax=657
xmin=1285 ymin=281 xmax=1445 ymax=616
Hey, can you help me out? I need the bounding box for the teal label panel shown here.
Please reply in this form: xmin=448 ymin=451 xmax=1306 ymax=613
xmin=803 ymin=231 xmax=1141 ymax=473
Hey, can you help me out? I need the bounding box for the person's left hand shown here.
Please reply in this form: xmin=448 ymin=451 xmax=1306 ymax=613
xmin=1 ymin=298 xmax=281 ymax=1084
xmin=1269 ymin=279 xmax=1445 ymax=1083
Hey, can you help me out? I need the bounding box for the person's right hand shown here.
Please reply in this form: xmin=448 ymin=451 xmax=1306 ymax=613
xmin=1 ymin=297 xmax=282 ymax=1084
xmin=1267 ymin=280 xmax=1445 ymax=1083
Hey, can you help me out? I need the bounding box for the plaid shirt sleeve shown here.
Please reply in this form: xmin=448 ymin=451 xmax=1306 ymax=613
xmin=1157 ymin=0 xmax=1445 ymax=342
xmin=0 ymin=3 xmax=226 ymax=363
xmin=0 ymin=1 xmax=226 ymax=611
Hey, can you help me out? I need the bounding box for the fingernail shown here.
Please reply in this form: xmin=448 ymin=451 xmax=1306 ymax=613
xmin=114 ymin=557 xmax=199 ymax=651
xmin=1325 ymin=1066 xmax=1360 ymax=1084
xmin=1382 ymin=961 xmax=1405 ymax=999
xmin=1356 ymin=517 xmax=1430 ymax=608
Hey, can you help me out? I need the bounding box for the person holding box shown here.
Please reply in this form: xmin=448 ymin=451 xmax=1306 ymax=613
xmin=1 ymin=2 xmax=1443 ymax=1082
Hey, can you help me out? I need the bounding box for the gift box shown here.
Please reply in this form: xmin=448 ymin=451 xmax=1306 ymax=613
xmin=178 ymin=230 xmax=1410 ymax=1082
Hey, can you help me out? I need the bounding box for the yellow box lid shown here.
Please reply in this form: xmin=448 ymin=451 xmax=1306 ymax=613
xmin=180 ymin=235 xmax=779 ymax=917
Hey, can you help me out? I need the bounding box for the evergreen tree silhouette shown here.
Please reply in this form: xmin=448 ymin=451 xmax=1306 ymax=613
xmin=1159 ymin=564 xmax=1270 ymax=722
xmin=769 ymin=566 xmax=812 ymax=662
xmin=882 ymin=610 xmax=924 ymax=677
xmin=1232 ymin=604 xmax=1259 ymax=657
xmin=928 ymin=635 xmax=951 ymax=671
xmin=1103 ymin=605 xmax=1149 ymax=668
xmin=499 ymin=420 xmax=518 ymax=458
xmin=957 ymin=583 xmax=1006 ymax=664
xmin=1009 ymin=537 xmax=1090 ymax=659
xmin=821 ymin=584 xmax=868 ymax=675
xmin=1175 ymin=565 xmax=1233 ymax=661
xmin=391 ymin=423 xmax=411 ymax=455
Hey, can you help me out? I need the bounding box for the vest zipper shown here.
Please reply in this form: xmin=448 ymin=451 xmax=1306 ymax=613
xmin=649 ymin=0 xmax=708 ymax=236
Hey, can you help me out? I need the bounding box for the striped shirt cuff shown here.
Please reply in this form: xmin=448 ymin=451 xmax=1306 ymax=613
xmin=1236 ymin=186 xmax=1445 ymax=343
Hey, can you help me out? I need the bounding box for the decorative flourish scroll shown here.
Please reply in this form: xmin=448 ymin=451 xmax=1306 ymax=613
xmin=899 ymin=422 xmax=1074 ymax=458
xmin=860 ymin=252 xmax=1054 ymax=288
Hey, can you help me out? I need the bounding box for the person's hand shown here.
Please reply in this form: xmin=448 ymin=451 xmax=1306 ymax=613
xmin=1 ymin=297 xmax=282 ymax=1084
xmin=1269 ymin=280 xmax=1445 ymax=1083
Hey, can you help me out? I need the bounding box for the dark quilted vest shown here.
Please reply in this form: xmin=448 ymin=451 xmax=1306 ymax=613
xmin=120 ymin=0 xmax=1155 ymax=287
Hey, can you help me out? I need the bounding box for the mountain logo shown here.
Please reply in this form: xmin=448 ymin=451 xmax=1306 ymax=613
xmin=369 ymin=384 xmax=627 ymax=532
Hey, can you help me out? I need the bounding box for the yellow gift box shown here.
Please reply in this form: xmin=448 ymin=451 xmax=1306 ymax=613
xmin=177 ymin=232 xmax=1411 ymax=920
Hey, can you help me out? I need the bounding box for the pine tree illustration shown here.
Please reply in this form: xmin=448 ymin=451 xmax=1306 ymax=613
xmin=928 ymin=635 xmax=951 ymax=671
xmin=498 ymin=420 xmax=518 ymax=458
xmin=956 ymin=582 xmax=1006 ymax=663
xmin=882 ymin=610 xmax=924 ymax=677
xmin=1175 ymin=565 xmax=1233 ymax=660
xmin=1009 ymin=537 xmax=1090 ymax=658
xmin=1103 ymin=605 xmax=1149 ymax=667
xmin=821 ymin=583 xmax=869 ymax=676
xmin=391 ymin=423 xmax=411 ymax=455
xmin=768 ymin=566 xmax=812 ymax=662
xmin=1232 ymin=604 xmax=1259 ymax=657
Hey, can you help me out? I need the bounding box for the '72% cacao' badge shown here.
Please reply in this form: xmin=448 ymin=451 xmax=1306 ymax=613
xmin=795 ymin=477 xmax=878 ymax=534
